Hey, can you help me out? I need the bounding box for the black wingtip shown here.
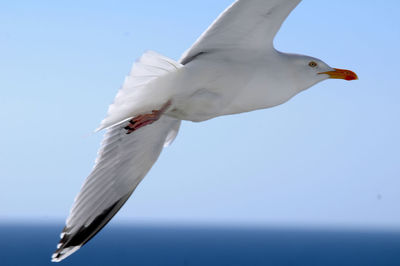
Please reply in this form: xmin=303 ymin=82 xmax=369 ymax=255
xmin=52 ymin=192 xmax=134 ymax=262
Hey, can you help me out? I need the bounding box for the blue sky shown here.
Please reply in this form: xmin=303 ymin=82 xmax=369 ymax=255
xmin=1 ymin=0 xmax=399 ymax=229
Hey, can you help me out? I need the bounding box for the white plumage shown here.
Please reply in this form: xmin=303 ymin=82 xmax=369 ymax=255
xmin=53 ymin=0 xmax=357 ymax=262
xmin=97 ymin=51 xmax=183 ymax=131
xmin=53 ymin=115 xmax=181 ymax=262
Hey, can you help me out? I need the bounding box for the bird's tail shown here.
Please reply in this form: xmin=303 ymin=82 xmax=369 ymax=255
xmin=96 ymin=51 xmax=183 ymax=132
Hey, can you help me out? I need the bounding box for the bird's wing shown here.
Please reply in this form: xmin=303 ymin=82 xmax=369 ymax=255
xmin=180 ymin=0 xmax=301 ymax=64
xmin=52 ymin=116 xmax=181 ymax=262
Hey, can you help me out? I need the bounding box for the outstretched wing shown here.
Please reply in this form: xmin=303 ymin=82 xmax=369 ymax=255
xmin=180 ymin=0 xmax=301 ymax=64
xmin=52 ymin=116 xmax=181 ymax=262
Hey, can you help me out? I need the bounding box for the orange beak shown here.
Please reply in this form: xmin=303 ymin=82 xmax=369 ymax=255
xmin=319 ymin=68 xmax=358 ymax=81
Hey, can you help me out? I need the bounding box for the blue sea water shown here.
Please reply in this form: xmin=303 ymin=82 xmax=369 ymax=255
xmin=1 ymin=224 xmax=400 ymax=266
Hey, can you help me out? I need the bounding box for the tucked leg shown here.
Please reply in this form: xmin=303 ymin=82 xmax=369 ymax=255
xmin=125 ymin=100 xmax=171 ymax=134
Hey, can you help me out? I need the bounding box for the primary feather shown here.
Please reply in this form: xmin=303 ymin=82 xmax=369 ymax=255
xmin=52 ymin=116 xmax=180 ymax=262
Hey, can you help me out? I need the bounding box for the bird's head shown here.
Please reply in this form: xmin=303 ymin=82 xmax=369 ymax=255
xmin=286 ymin=54 xmax=358 ymax=91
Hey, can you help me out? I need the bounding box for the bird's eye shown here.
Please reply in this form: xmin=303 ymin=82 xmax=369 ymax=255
xmin=309 ymin=61 xmax=318 ymax=68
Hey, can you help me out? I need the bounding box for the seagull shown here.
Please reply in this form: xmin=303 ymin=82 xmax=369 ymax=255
xmin=52 ymin=0 xmax=358 ymax=262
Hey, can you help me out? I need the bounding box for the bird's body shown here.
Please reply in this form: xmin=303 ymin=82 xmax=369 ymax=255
xmin=124 ymin=50 xmax=318 ymax=123
xmin=52 ymin=0 xmax=358 ymax=262
xmin=168 ymin=51 xmax=298 ymax=122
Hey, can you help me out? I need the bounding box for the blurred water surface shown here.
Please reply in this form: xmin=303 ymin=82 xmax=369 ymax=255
xmin=1 ymin=224 xmax=400 ymax=266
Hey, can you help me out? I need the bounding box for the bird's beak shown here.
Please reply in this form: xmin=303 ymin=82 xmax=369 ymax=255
xmin=319 ymin=68 xmax=358 ymax=81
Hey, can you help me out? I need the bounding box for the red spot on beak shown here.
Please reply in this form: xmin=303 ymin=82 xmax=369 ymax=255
xmin=319 ymin=68 xmax=358 ymax=81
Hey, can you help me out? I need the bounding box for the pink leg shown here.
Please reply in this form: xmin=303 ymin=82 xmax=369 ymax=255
xmin=124 ymin=100 xmax=171 ymax=134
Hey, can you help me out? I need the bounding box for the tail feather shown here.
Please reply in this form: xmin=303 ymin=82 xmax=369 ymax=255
xmin=96 ymin=51 xmax=183 ymax=131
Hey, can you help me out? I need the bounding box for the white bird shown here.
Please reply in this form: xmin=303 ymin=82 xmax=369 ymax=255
xmin=52 ymin=0 xmax=358 ymax=262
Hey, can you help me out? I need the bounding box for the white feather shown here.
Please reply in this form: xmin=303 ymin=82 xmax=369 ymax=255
xmin=53 ymin=116 xmax=180 ymax=262
xmin=180 ymin=0 xmax=301 ymax=64
xmin=97 ymin=51 xmax=183 ymax=131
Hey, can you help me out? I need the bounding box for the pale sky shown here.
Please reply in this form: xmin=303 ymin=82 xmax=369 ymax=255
xmin=1 ymin=0 xmax=399 ymax=229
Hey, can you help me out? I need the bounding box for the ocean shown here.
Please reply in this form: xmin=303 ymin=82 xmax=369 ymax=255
xmin=1 ymin=224 xmax=400 ymax=266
